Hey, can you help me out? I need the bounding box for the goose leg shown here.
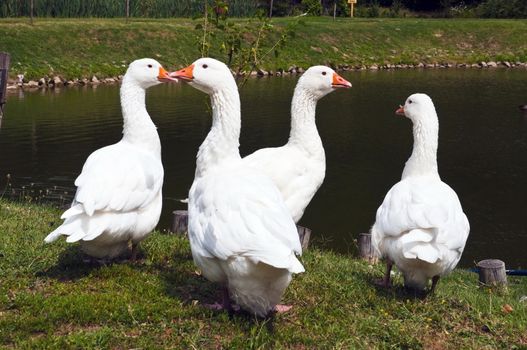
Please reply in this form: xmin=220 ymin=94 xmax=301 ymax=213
xmin=382 ymin=259 xmax=393 ymax=287
xmin=130 ymin=242 xmax=139 ymax=262
xmin=430 ymin=275 xmax=440 ymax=294
xmin=205 ymin=287 xmax=234 ymax=313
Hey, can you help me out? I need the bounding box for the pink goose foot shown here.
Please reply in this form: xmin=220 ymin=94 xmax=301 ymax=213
xmin=274 ymin=304 xmax=293 ymax=313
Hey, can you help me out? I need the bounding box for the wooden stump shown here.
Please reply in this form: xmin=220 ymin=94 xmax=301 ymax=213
xmin=477 ymin=259 xmax=507 ymax=286
xmin=170 ymin=210 xmax=188 ymax=235
xmin=0 ymin=53 xmax=10 ymax=117
xmin=358 ymin=232 xmax=379 ymax=264
xmin=296 ymin=225 xmax=311 ymax=251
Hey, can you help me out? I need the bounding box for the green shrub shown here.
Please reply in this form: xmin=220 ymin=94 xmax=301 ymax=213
xmin=477 ymin=0 xmax=527 ymax=18
xmin=301 ymin=0 xmax=323 ymax=15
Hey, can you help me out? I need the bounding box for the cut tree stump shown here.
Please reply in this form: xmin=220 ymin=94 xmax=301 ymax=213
xmin=358 ymin=232 xmax=379 ymax=264
xmin=477 ymin=259 xmax=507 ymax=286
xmin=170 ymin=210 xmax=188 ymax=235
xmin=296 ymin=225 xmax=311 ymax=251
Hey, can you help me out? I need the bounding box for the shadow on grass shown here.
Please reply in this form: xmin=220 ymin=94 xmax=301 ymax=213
xmin=159 ymin=251 xmax=282 ymax=329
xmin=36 ymin=244 xmax=143 ymax=281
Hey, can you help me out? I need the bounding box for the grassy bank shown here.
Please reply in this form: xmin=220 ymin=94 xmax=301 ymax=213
xmin=1 ymin=17 xmax=527 ymax=80
xmin=0 ymin=199 xmax=526 ymax=349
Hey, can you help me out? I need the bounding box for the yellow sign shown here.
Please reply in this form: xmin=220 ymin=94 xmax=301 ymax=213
xmin=348 ymin=0 xmax=357 ymax=3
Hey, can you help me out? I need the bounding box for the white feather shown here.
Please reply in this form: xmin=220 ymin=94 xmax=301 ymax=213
xmin=181 ymin=58 xmax=304 ymax=317
xmin=371 ymin=94 xmax=470 ymax=290
xmin=44 ymin=58 xmax=167 ymax=259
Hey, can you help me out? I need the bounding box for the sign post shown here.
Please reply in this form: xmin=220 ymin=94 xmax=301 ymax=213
xmin=348 ymin=0 xmax=357 ymax=18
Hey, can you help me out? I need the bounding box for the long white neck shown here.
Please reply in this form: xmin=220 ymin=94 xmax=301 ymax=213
xmin=288 ymin=87 xmax=324 ymax=157
xmin=196 ymin=82 xmax=241 ymax=177
xmin=120 ymin=77 xmax=161 ymax=158
xmin=402 ymin=113 xmax=439 ymax=179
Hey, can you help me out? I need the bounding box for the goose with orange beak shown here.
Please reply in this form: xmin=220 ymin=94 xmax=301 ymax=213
xmin=371 ymin=93 xmax=470 ymax=294
xmin=45 ymin=58 xmax=177 ymax=261
xmin=171 ymin=57 xmax=304 ymax=317
xmin=243 ymin=66 xmax=351 ymax=223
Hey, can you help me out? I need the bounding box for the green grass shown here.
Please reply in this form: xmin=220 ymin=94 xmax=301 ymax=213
xmin=1 ymin=17 xmax=527 ymax=80
xmin=1 ymin=199 xmax=526 ymax=349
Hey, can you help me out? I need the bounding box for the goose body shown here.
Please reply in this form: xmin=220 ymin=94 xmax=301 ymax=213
xmin=44 ymin=59 xmax=175 ymax=259
xmin=371 ymin=93 xmax=469 ymax=291
xmin=243 ymin=66 xmax=351 ymax=222
xmin=172 ymin=58 xmax=304 ymax=317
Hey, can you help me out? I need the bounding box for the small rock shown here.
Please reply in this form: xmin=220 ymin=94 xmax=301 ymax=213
xmin=417 ymin=63 xmax=425 ymax=68
xmin=249 ymin=71 xmax=258 ymax=77
xmin=267 ymin=70 xmax=274 ymax=76
xmin=520 ymin=296 xmax=527 ymax=303
xmin=395 ymin=64 xmax=402 ymax=69
xmin=27 ymin=80 xmax=39 ymax=88
xmin=81 ymin=78 xmax=89 ymax=85
xmin=38 ymin=78 xmax=46 ymax=86
xmin=256 ymin=69 xmax=265 ymax=77
xmin=425 ymin=64 xmax=435 ymax=68
xmin=503 ymin=61 xmax=511 ymax=68
xmin=91 ymin=76 xmax=99 ymax=83
xmin=447 ymin=63 xmax=453 ymax=68
xmin=369 ymin=65 xmax=379 ymax=70
xmin=287 ymin=66 xmax=296 ymax=73
xmin=6 ymin=84 xmax=17 ymax=90
xmin=104 ymin=78 xmax=115 ymax=83
xmin=471 ymin=63 xmax=479 ymax=68
xmin=480 ymin=61 xmax=488 ymax=68
xmin=487 ymin=61 xmax=497 ymax=68
xmin=296 ymin=67 xmax=304 ymax=74
xmin=52 ymin=76 xmax=63 ymax=86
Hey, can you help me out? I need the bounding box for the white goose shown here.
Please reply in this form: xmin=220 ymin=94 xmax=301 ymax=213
xmin=171 ymin=58 xmax=304 ymax=317
xmin=45 ymin=58 xmax=176 ymax=260
xmin=371 ymin=93 xmax=470 ymax=292
xmin=243 ymin=66 xmax=351 ymax=223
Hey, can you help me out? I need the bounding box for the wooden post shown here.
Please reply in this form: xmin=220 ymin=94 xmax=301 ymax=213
xmin=477 ymin=259 xmax=507 ymax=286
xmin=30 ymin=0 xmax=34 ymax=25
xmin=348 ymin=0 xmax=356 ymax=17
xmin=0 ymin=53 xmax=10 ymax=119
xmin=333 ymin=2 xmax=336 ymax=20
xmin=296 ymin=225 xmax=311 ymax=251
xmin=269 ymin=0 xmax=273 ymax=18
xmin=171 ymin=210 xmax=188 ymax=235
xmin=358 ymin=232 xmax=378 ymax=264
xmin=125 ymin=0 xmax=130 ymax=23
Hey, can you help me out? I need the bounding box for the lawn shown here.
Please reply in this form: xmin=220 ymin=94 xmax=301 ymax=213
xmin=0 ymin=199 xmax=526 ymax=349
xmin=1 ymin=17 xmax=527 ymax=80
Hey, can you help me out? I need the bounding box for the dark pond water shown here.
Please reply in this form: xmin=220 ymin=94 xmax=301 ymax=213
xmin=1 ymin=69 xmax=526 ymax=268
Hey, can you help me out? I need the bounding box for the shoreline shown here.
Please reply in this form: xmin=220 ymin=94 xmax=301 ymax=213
xmin=7 ymin=60 xmax=527 ymax=92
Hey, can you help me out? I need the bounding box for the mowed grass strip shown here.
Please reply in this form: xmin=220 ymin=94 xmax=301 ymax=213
xmin=1 ymin=17 xmax=527 ymax=80
xmin=0 ymin=199 xmax=526 ymax=349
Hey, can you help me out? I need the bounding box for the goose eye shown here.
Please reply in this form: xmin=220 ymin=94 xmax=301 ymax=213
xmin=147 ymin=64 xmax=153 ymax=68
xmin=408 ymin=100 xmax=413 ymax=104
xmin=202 ymin=64 xmax=208 ymax=69
xmin=322 ymin=72 xmax=327 ymax=76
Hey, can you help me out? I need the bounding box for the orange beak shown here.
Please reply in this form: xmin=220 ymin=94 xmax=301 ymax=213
xmin=395 ymin=105 xmax=405 ymax=116
xmin=157 ymin=67 xmax=178 ymax=82
xmin=332 ymin=73 xmax=352 ymax=89
xmin=170 ymin=64 xmax=194 ymax=82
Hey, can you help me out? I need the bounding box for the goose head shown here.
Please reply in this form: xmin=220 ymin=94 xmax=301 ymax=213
xmin=125 ymin=58 xmax=177 ymax=89
xmin=396 ymin=93 xmax=437 ymax=122
xmin=297 ymin=66 xmax=351 ymax=99
xmin=170 ymin=57 xmax=235 ymax=94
